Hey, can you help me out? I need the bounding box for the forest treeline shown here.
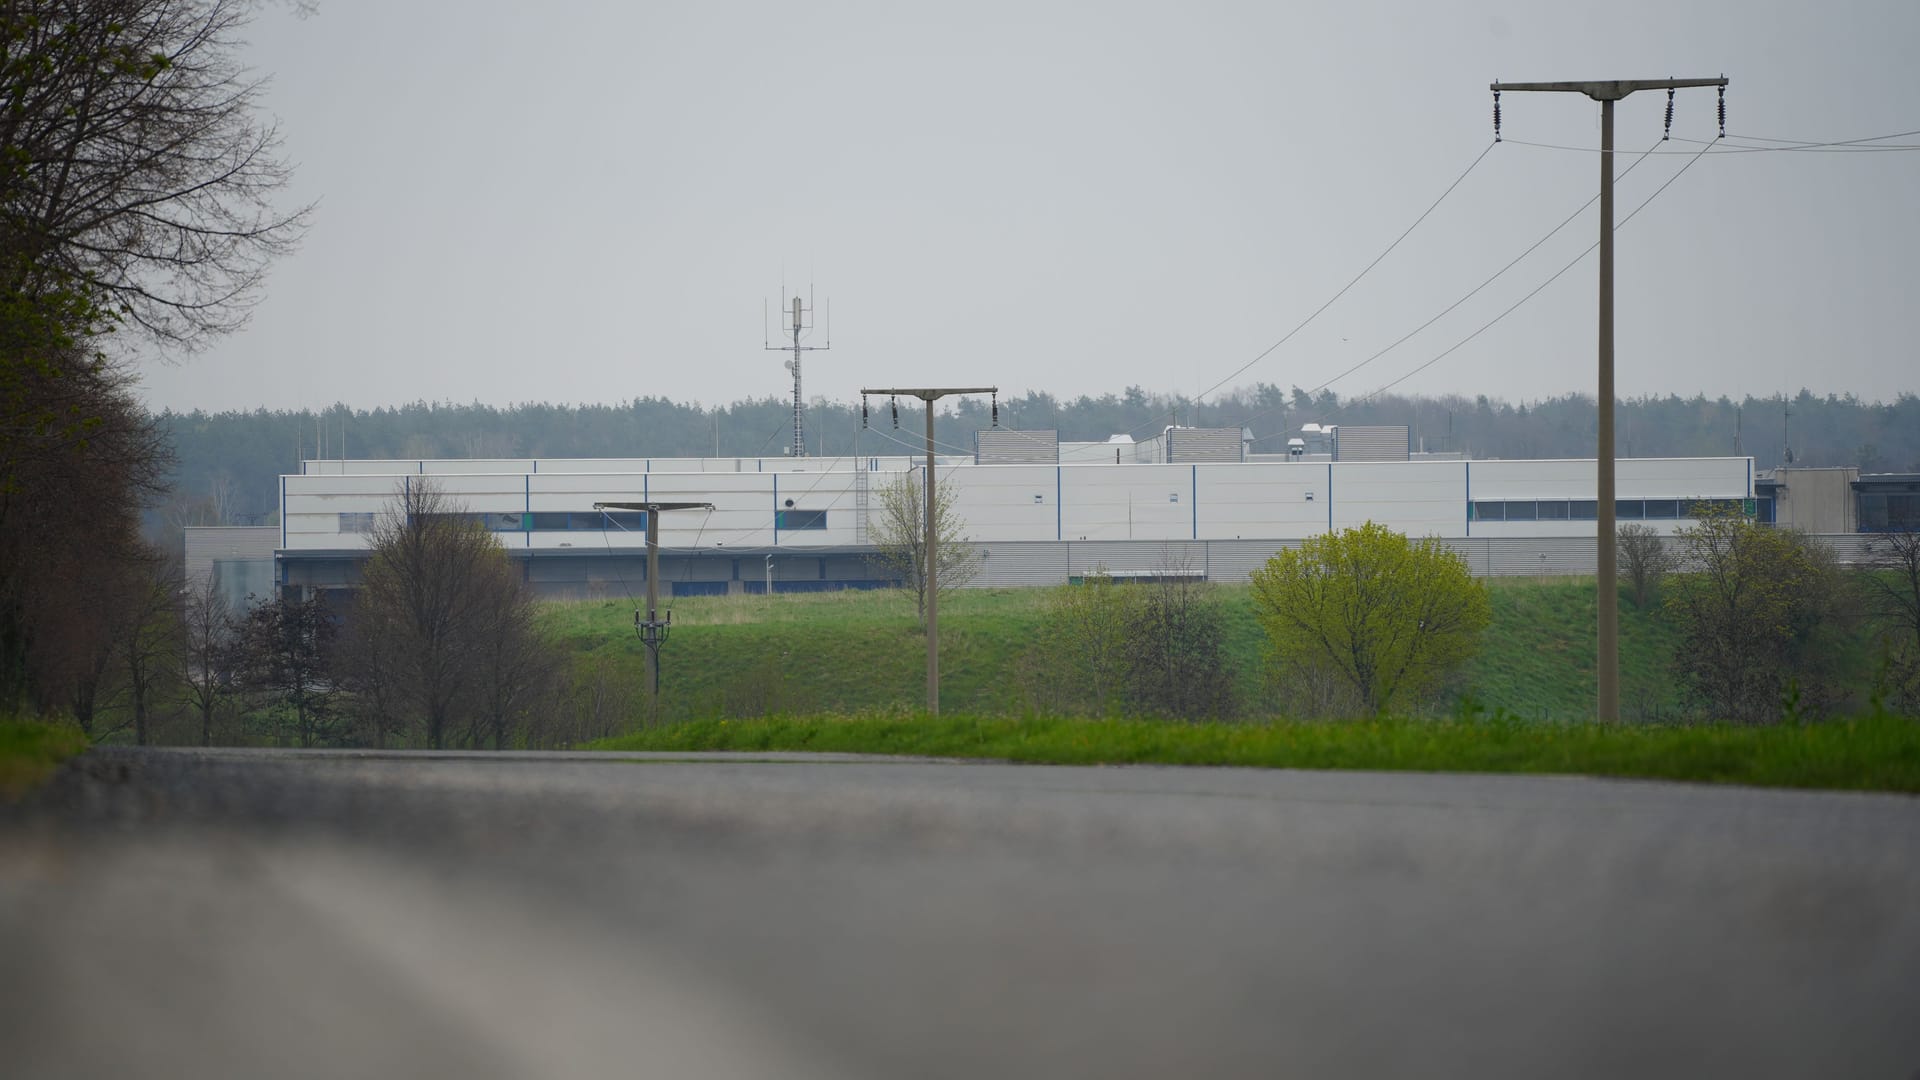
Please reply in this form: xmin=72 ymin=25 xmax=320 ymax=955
xmin=155 ymin=386 xmax=1920 ymax=528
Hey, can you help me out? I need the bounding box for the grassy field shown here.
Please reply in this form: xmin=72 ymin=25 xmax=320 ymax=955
xmin=546 ymin=577 xmax=1696 ymax=723
xmin=591 ymin=712 xmax=1920 ymax=793
xmin=0 ymin=720 xmax=89 ymax=800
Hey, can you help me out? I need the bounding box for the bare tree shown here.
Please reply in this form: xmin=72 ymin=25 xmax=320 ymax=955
xmin=352 ymin=479 xmax=558 ymax=750
xmin=116 ymin=547 xmax=182 ymax=746
xmin=1616 ymin=523 xmax=1673 ymax=609
xmin=208 ymin=472 xmax=238 ymax=526
xmin=335 ymin=613 xmax=408 ymax=749
xmin=554 ymin=652 xmax=642 ymax=748
xmin=177 ymin=573 xmax=235 ymax=745
xmin=1124 ymin=559 xmax=1237 ymax=721
xmin=0 ymin=0 xmax=311 ymax=351
xmin=867 ymin=469 xmax=981 ymax=626
xmin=2 ymin=0 xmax=297 ymax=718
xmin=235 ymin=593 xmax=336 ymax=747
xmin=1863 ymin=529 xmax=1920 ymax=711
xmin=465 ymin=554 xmax=561 ymax=750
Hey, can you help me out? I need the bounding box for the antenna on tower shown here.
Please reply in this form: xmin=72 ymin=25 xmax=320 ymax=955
xmin=764 ymin=283 xmax=829 ymax=459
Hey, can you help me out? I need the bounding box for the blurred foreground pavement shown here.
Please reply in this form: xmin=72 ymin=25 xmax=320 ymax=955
xmin=2 ymin=747 xmax=1918 ymax=1079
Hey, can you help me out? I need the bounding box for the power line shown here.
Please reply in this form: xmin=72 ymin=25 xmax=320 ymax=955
xmin=1507 ymin=134 xmax=1920 ymax=155
xmin=1353 ymin=136 xmax=1718 ymax=406
xmin=1121 ymin=138 xmax=1679 ymax=445
xmin=1116 ymin=140 xmax=1499 ymax=443
xmin=1294 ymin=138 xmax=1667 ymax=407
xmin=1186 ymin=135 xmax=1713 ymax=447
xmin=1679 ymin=127 xmax=1920 ymax=150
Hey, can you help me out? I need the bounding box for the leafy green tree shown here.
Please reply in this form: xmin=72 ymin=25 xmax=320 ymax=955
xmin=1249 ymin=523 xmax=1490 ymax=717
xmin=1665 ymin=507 xmax=1860 ymax=723
xmin=1030 ymin=569 xmax=1142 ymax=717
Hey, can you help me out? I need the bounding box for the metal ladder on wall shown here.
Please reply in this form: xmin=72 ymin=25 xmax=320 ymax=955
xmin=854 ymin=462 xmax=869 ymax=543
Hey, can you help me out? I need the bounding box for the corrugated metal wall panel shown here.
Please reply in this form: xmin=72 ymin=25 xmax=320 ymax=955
xmin=1065 ymin=540 xmax=1209 ymax=576
xmin=973 ymin=542 xmax=1069 ymax=587
xmin=1166 ymin=428 xmax=1244 ymax=463
xmin=1332 ymin=426 xmax=1409 ymax=462
xmin=1440 ymin=537 xmax=1596 ymax=577
xmin=974 ymin=429 xmax=1060 ymax=464
xmin=1203 ymin=540 xmax=1301 ymax=582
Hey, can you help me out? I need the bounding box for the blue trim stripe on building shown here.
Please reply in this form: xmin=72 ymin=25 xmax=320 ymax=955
xmin=773 ymin=473 xmax=779 ymax=545
xmin=1464 ymin=460 xmax=1471 ymax=537
xmin=1327 ymin=463 xmax=1334 ymax=532
xmin=1055 ymin=466 xmax=1063 ymax=540
xmin=1191 ymin=465 xmax=1198 ymax=540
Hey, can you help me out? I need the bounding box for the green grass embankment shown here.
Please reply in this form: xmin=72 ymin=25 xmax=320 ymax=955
xmin=592 ymin=713 xmax=1920 ymax=793
xmin=545 ymin=589 xmax=1060 ymax=721
xmin=1459 ymin=579 xmax=1687 ymax=720
xmin=0 ymin=720 xmax=88 ymax=800
xmin=547 ymin=579 xmax=1693 ymax=723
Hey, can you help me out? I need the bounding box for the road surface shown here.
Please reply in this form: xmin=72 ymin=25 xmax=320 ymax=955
xmin=3 ymin=747 xmax=1917 ymax=1078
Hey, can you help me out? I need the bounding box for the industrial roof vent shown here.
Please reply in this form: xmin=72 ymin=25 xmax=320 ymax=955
xmin=975 ymin=428 xmax=1060 ymax=464
xmin=1332 ymin=425 xmax=1410 ymax=462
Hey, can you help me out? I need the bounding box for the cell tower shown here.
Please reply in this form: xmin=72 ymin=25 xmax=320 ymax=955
xmin=765 ymin=289 xmax=828 ymax=458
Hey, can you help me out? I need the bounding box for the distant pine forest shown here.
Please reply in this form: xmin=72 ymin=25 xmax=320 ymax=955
xmin=153 ymin=386 xmax=1920 ymax=529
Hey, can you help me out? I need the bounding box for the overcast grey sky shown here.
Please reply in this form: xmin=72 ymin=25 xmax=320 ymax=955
xmin=137 ymin=0 xmax=1919 ymax=414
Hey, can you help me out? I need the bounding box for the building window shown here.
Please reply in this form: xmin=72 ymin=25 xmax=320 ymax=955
xmin=339 ymin=512 xmax=375 ymax=533
xmin=523 ymin=510 xmax=647 ymax=531
xmin=1643 ymin=500 xmax=1679 ymax=520
xmin=484 ymin=512 xmax=526 ymax=532
xmin=1537 ymin=501 xmax=1569 ymax=520
xmin=1471 ymin=501 xmax=1504 ymax=521
xmin=1569 ymin=501 xmax=1598 ymax=520
xmin=1861 ymin=491 xmax=1920 ymax=532
xmin=1616 ymin=500 xmax=1645 ymax=520
xmin=1504 ymin=500 xmax=1538 ymax=521
xmin=776 ymin=509 xmax=828 ymax=530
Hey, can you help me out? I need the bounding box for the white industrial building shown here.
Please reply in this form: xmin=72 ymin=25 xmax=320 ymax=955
xmin=254 ymin=449 xmax=1761 ymax=601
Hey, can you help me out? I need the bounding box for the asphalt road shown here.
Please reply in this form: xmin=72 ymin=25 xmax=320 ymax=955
xmin=2 ymin=748 xmax=1917 ymax=1079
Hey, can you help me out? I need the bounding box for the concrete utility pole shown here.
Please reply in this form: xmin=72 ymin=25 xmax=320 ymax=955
xmin=859 ymin=385 xmax=997 ymax=716
xmin=1491 ymin=76 xmax=1727 ymax=723
xmin=593 ymin=501 xmax=715 ymax=712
